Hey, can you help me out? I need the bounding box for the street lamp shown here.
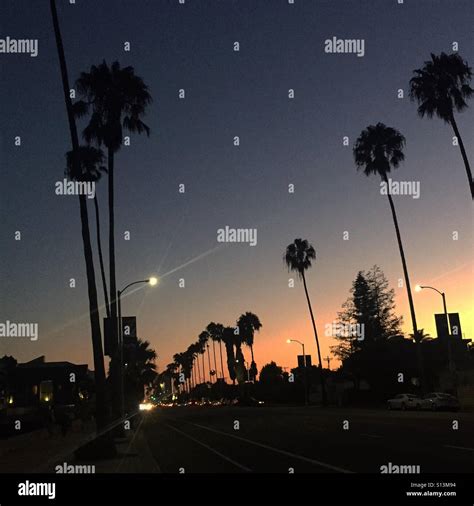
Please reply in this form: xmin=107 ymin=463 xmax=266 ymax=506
xmin=117 ymin=277 xmax=158 ymax=418
xmin=416 ymin=284 xmax=454 ymax=372
xmin=287 ymin=339 xmax=308 ymax=406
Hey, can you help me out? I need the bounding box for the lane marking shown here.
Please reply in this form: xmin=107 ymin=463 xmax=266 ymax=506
xmin=163 ymin=422 xmax=252 ymax=472
xmin=444 ymin=445 xmax=474 ymax=452
xmin=171 ymin=418 xmax=353 ymax=473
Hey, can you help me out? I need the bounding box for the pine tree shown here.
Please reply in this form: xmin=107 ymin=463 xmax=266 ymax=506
xmin=331 ymin=266 xmax=402 ymax=361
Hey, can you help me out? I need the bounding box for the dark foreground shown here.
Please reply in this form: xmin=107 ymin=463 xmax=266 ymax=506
xmin=142 ymin=405 xmax=474 ymax=473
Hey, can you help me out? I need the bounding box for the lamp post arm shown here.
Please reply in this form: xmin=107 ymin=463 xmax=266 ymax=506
xmin=119 ymin=279 xmax=149 ymax=296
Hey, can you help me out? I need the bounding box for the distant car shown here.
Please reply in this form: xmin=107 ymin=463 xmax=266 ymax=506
xmin=387 ymin=394 xmax=422 ymax=411
xmin=421 ymin=392 xmax=460 ymax=412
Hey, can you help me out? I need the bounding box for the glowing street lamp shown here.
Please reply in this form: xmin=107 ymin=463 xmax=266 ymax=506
xmin=117 ymin=276 xmax=159 ymax=418
xmin=286 ymin=338 xmax=308 ymax=406
xmin=416 ymin=284 xmax=454 ymax=372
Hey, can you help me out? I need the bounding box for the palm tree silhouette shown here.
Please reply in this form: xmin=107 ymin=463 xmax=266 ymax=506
xmin=206 ymin=322 xmax=225 ymax=381
xmin=65 ymin=146 xmax=110 ymax=317
xmin=49 ymin=0 xmax=108 ymax=430
xmin=124 ymin=338 xmax=157 ymax=408
xmin=198 ymin=331 xmax=210 ymax=382
xmin=191 ymin=342 xmax=202 ymax=384
xmin=74 ymin=61 xmax=152 ymax=413
xmin=222 ymin=326 xmax=237 ymax=384
xmin=284 ymin=238 xmax=326 ymax=404
xmin=354 ymin=123 xmax=424 ymax=389
xmin=237 ymin=312 xmax=262 ymax=381
xmin=410 ymin=52 xmax=473 ymax=198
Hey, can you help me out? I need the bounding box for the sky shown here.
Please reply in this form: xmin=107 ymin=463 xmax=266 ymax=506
xmin=1 ymin=0 xmax=473 ymax=376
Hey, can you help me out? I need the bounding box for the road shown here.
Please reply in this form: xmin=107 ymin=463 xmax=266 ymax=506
xmin=141 ymin=406 xmax=474 ymax=474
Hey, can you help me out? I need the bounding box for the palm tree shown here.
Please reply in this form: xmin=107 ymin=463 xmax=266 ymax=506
xmin=49 ymin=0 xmax=108 ymax=431
xmin=190 ymin=342 xmax=202 ymax=384
xmin=206 ymin=322 xmax=225 ymax=380
xmin=173 ymin=352 xmax=186 ymax=393
xmin=222 ymin=326 xmax=237 ymax=384
xmin=409 ymin=329 xmax=431 ymax=342
xmin=198 ymin=331 xmax=210 ymax=382
xmin=124 ymin=338 xmax=157 ymax=409
xmin=237 ymin=312 xmax=262 ymax=381
xmin=354 ymin=123 xmax=423 ymax=389
xmin=65 ymin=146 xmax=110 ymax=317
xmin=409 ymin=52 xmax=473 ymax=198
xmin=284 ymin=238 xmax=326 ymax=404
xmin=74 ymin=61 xmax=152 ymax=412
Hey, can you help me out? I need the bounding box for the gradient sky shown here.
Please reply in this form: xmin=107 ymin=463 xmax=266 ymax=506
xmin=1 ymin=0 xmax=473 ymax=375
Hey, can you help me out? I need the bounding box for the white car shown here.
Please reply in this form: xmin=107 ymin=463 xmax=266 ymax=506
xmin=421 ymin=392 xmax=460 ymax=412
xmin=387 ymin=393 xmax=422 ymax=411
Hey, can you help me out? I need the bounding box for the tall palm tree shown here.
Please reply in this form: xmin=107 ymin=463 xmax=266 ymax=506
xmin=49 ymin=0 xmax=108 ymax=430
xmin=237 ymin=312 xmax=262 ymax=381
xmin=222 ymin=326 xmax=237 ymax=384
xmin=198 ymin=331 xmax=210 ymax=382
xmin=409 ymin=52 xmax=473 ymax=198
xmin=74 ymin=61 xmax=152 ymax=412
xmin=65 ymin=146 xmax=110 ymax=317
xmin=284 ymin=238 xmax=326 ymax=404
xmin=206 ymin=322 xmax=225 ymax=380
xmin=354 ymin=123 xmax=423 ymax=389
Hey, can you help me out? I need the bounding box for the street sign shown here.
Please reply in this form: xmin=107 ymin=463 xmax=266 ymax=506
xmin=297 ymin=355 xmax=312 ymax=367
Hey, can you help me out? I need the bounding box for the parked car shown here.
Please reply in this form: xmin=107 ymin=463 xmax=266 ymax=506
xmin=421 ymin=392 xmax=460 ymax=412
xmin=387 ymin=393 xmax=422 ymax=410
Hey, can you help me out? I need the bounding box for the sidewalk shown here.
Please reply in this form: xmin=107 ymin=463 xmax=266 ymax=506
xmin=0 ymin=417 xmax=160 ymax=474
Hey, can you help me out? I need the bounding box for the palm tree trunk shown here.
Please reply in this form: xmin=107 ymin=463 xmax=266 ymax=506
xmin=201 ymin=353 xmax=206 ymax=382
xmin=107 ymin=148 xmax=121 ymax=417
xmin=250 ymin=345 xmax=256 ymax=381
xmin=301 ymin=271 xmax=326 ymax=405
xmin=94 ymin=196 xmax=110 ymax=318
xmin=50 ymin=0 xmax=108 ymax=430
xmin=207 ymin=346 xmax=212 ymax=383
xmin=383 ymin=176 xmax=425 ymax=390
xmin=212 ymin=340 xmax=218 ymax=383
xmin=450 ymin=113 xmax=474 ymax=199
xmin=219 ymin=340 xmax=225 ymax=381
xmin=196 ymin=356 xmax=201 ymax=384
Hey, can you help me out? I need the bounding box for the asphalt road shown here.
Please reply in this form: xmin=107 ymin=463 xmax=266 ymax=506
xmin=142 ymin=406 xmax=474 ymax=474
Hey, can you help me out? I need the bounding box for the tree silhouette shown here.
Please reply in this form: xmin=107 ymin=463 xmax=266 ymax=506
xmin=198 ymin=330 xmax=210 ymax=383
xmin=49 ymin=0 xmax=108 ymax=431
xmin=331 ymin=266 xmax=403 ymax=361
xmin=74 ymin=61 xmax=152 ymax=415
xmin=65 ymin=146 xmax=110 ymax=317
xmin=237 ymin=312 xmax=262 ymax=381
xmin=222 ymin=326 xmax=237 ymax=384
xmin=354 ymin=123 xmax=424 ymax=390
xmin=206 ymin=322 xmax=225 ymax=381
xmin=284 ymin=238 xmax=326 ymax=404
xmin=410 ymin=52 xmax=473 ymax=198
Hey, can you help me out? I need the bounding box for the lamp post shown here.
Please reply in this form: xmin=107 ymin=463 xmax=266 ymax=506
xmin=117 ymin=277 xmax=158 ymax=419
xmin=415 ymin=284 xmax=454 ymax=373
xmin=287 ymin=339 xmax=308 ymax=406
